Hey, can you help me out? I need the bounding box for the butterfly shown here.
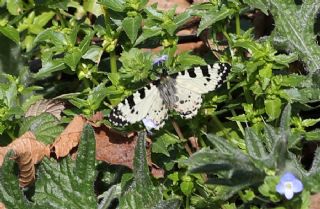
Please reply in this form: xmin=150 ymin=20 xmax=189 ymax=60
xmin=109 ymin=62 xmax=231 ymax=130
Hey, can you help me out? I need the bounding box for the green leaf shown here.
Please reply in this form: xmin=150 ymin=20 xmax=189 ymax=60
xmin=243 ymin=0 xmax=268 ymax=15
xmin=264 ymin=97 xmax=282 ymax=121
xmin=33 ymin=60 xmax=66 ymax=79
xmin=33 ymin=125 xmax=97 ymax=208
xmin=122 ymin=15 xmax=142 ymax=44
xmin=0 ymin=151 xmax=34 ymax=208
xmin=83 ymin=0 xmax=104 ymax=16
xmin=135 ymin=26 xmax=162 ymax=46
xmin=87 ymin=82 xmax=108 ymax=111
xmin=180 ymin=180 xmax=194 ymax=196
xmin=19 ymin=113 xmax=63 ymax=144
xmin=98 ymin=0 xmax=125 ymax=12
xmin=0 ymin=25 xmax=19 ymax=44
xmin=6 ymin=0 xmax=23 ymax=15
xmin=64 ymin=48 xmax=82 ymax=70
xmin=197 ymin=6 xmax=234 ymax=35
xmin=152 ymin=133 xmax=179 ymax=157
xmin=82 ymin=45 xmax=103 ymax=63
xmin=245 ymin=128 xmax=267 ymax=160
xmin=175 ymin=52 xmax=206 ymax=70
xmin=34 ymin=28 xmax=68 ymax=46
xmin=269 ymin=0 xmax=320 ymax=73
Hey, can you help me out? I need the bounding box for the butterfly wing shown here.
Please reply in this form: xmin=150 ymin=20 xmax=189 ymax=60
xmin=173 ymin=63 xmax=230 ymax=118
xmin=109 ymin=83 xmax=168 ymax=129
xmin=174 ymin=63 xmax=230 ymax=94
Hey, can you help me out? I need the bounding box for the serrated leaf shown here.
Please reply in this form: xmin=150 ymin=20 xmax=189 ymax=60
xmin=33 ymin=125 xmax=97 ymax=208
xmin=269 ymin=0 xmax=320 ymax=73
xmin=98 ymin=0 xmax=125 ymax=12
xmin=19 ymin=113 xmax=63 ymax=144
xmin=122 ymin=15 xmax=142 ymax=44
xmin=0 ymin=151 xmax=34 ymax=209
xmin=0 ymin=25 xmax=19 ymax=44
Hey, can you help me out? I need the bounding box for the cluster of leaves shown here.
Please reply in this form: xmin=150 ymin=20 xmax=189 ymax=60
xmin=1 ymin=0 xmax=320 ymax=208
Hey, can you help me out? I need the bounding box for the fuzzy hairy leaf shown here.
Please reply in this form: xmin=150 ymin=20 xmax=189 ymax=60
xmin=269 ymin=0 xmax=320 ymax=73
xmin=19 ymin=113 xmax=63 ymax=144
xmin=0 ymin=151 xmax=34 ymax=209
xmin=33 ymin=125 xmax=97 ymax=208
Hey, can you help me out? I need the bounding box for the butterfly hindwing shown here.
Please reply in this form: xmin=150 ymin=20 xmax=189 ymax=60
xmin=109 ymin=83 xmax=168 ymax=129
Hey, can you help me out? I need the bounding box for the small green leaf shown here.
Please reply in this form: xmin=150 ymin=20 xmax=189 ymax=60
xmin=152 ymin=133 xmax=180 ymax=157
xmin=34 ymin=28 xmax=68 ymax=46
xmin=83 ymin=0 xmax=104 ymax=16
xmin=7 ymin=0 xmax=23 ymax=15
xmin=264 ymin=98 xmax=282 ymax=121
xmin=64 ymin=48 xmax=82 ymax=70
xmin=122 ymin=15 xmax=142 ymax=44
xmin=0 ymin=25 xmax=19 ymax=44
xmin=180 ymin=177 xmax=194 ymax=196
xmin=197 ymin=6 xmax=233 ymax=35
xmin=82 ymin=45 xmax=103 ymax=63
xmin=135 ymin=26 xmax=162 ymax=45
xmin=98 ymin=0 xmax=125 ymax=12
xmin=33 ymin=60 xmax=66 ymax=79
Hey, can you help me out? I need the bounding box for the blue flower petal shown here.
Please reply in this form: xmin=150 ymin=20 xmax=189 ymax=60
xmin=292 ymin=179 xmax=303 ymax=192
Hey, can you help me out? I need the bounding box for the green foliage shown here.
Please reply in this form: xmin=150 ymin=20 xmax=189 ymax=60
xmin=1 ymin=0 xmax=320 ymax=208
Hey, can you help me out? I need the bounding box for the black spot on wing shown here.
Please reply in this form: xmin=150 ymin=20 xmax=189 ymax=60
xmin=127 ymin=95 xmax=135 ymax=109
xmin=138 ymin=88 xmax=146 ymax=99
xmin=216 ymin=63 xmax=231 ymax=87
xmin=109 ymin=107 xmax=129 ymax=126
xmin=187 ymin=68 xmax=197 ymax=78
xmin=200 ymin=65 xmax=210 ymax=77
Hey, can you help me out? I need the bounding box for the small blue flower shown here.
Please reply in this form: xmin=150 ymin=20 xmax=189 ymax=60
xmin=153 ymin=55 xmax=168 ymax=66
xmin=276 ymin=172 xmax=303 ymax=200
xmin=142 ymin=118 xmax=158 ymax=134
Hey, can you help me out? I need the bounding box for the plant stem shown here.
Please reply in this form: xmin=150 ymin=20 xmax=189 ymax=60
xmin=185 ymin=196 xmax=190 ymax=209
xmin=103 ymin=7 xmax=117 ymax=73
xmin=211 ymin=116 xmax=229 ymax=138
xmin=171 ymin=121 xmax=192 ymax=156
xmin=235 ymin=13 xmax=241 ymax=35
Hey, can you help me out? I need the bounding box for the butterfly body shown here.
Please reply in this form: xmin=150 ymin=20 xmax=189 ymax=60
xmin=109 ymin=62 xmax=231 ymax=130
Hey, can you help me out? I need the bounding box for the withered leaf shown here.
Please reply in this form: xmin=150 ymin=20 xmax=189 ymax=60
xmin=51 ymin=115 xmax=86 ymax=158
xmin=0 ymin=202 xmax=6 ymax=209
xmin=95 ymin=126 xmax=152 ymax=169
xmin=5 ymin=132 xmax=50 ymax=187
xmin=25 ymin=99 xmax=65 ymax=120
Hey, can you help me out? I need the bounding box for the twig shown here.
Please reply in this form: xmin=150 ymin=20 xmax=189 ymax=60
xmin=171 ymin=120 xmax=193 ymax=156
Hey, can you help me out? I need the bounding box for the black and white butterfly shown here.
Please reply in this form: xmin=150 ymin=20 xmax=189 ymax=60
xmin=109 ymin=62 xmax=231 ymax=130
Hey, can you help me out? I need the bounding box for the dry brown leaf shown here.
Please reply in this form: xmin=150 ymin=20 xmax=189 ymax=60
xmin=142 ymin=41 xmax=205 ymax=55
xmin=88 ymin=112 xmax=104 ymax=127
xmin=151 ymin=163 xmax=165 ymax=179
xmin=95 ymin=126 xmax=152 ymax=169
xmin=0 ymin=147 xmax=8 ymax=166
xmin=0 ymin=202 xmax=6 ymax=209
xmin=51 ymin=115 xmax=86 ymax=158
xmin=6 ymin=131 xmax=50 ymax=187
xmin=189 ymin=136 xmax=200 ymax=151
xmin=25 ymin=99 xmax=65 ymax=120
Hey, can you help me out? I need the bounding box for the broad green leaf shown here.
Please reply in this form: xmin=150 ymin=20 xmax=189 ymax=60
xmin=87 ymin=82 xmax=108 ymax=111
xmin=33 ymin=60 xmax=66 ymax=79
xmin=122 ymin=15 xmax=142 ymax=44
xmin=175 ymin=52 xmax=206 ymax=70
xmin=98 ymin=0 xmax=125 ymax=12
xmin=0 ymin=25 xmax=19 ymax=44
xmin=264 ymin=97 xmax=281 ymax=121
xmin=82 ymin=46 xmax=103 ymax=63
xmin=19 ymin=113 xmax=63 ymax=144
xmin=64 ymin=48 xmax=82 ymax=70
xmin=79 ymin=31 xmax=94 ymax=54
xmin=29 ymin=11 xmax=55 ymax=34
xmin=269 ymin=0 xmax=320 ymax=73
xmin=180 ymin=180 xmax=194 ymax=196
xmin=34 ymin=125 xmax=97 ymax=208
xmin=7 ymin=0 xmax=23 ymax=15
xmin=0 ymin=151 xmax=34 ymax=208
